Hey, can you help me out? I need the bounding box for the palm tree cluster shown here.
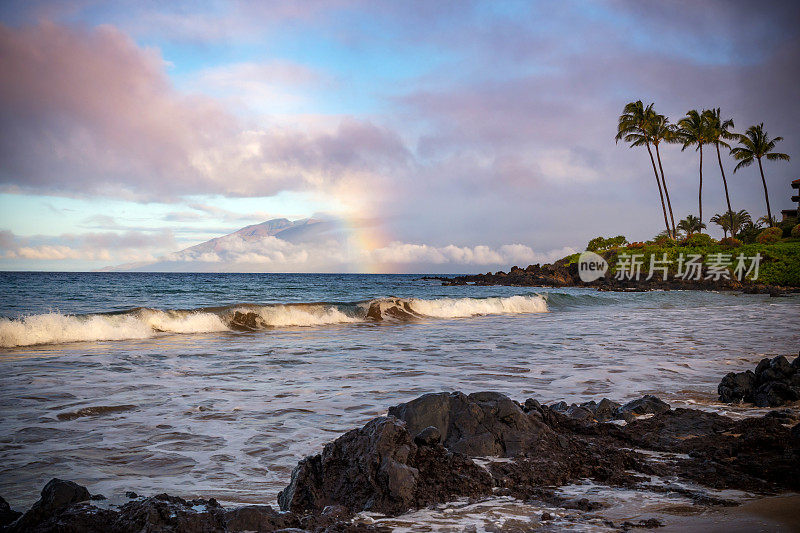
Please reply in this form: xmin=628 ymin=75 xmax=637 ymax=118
xmin=616 ymin=102 xmax=790 ymax=239
xmin=710 ymin=210 xmax=751 ymax=238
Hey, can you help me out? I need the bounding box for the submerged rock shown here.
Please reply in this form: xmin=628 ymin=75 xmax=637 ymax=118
xmin=718 ymin=354 xmax=800 ymax=407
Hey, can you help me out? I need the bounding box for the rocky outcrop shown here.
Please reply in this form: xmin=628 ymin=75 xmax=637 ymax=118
xmin=0 ymin=497 xmax=21 ymax=529
xmin=387 ymin=391 xmax=557 ymax=456
xmin=277 ymin=415 xmax=493 ymax=515
xmin=546 ymin=395 xmax=668 ymax=424
xmin=718 ymin=354 xmax=800 ymax=406
xmin=430 ymin=257 xmax=799 ymax=292
xmin=282 ymin=389 xmax=800 ymax=518
xmin=7 ymin=479 xmax=91 ymax=532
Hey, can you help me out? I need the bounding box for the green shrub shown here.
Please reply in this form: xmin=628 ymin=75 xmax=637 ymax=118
xmin=718 ymin=237 xmax=742 ymax=247
xmin=652 ymin=235 xmax=675 ymax=246
xmin=791 ymin=224 xmax=800 ymax=238
xmin=682 ymin=233 xmax=715 ymax=247
xmin=780 ymin=217 xmax=798 ymax=237
xmin=757 ymin=227 xmax=783 ymax=244
xmin=737 ymin=222 xmax=762 ymax=244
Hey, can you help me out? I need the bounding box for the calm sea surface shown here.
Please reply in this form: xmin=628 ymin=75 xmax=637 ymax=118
xmin=1 ymin=272 xmax=798 ymax=509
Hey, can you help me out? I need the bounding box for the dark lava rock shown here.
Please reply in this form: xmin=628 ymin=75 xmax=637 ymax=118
xmin=621 ymin=408 xmax=735 ymax=450
xmin=12 ymin=485 xmax=309 ymax=533
xmin=277 ymin=415 xmax=493 ymax=515
xmin=619 ymin=408 xmax=800 ymax=492
xmin=719 ymin=355 xmax=800 ymax=407
xmin=718 ymin=370 xmax=756 ymax=403
xmin=617 ymin=395 xmax=670 ymax=416
xmin=754 ymin=381 xmax=800 ymax=407
xmin=594 ymin=398 xmax=622 ymax=422
xmin=621 ymin=518 xmax=663 ymax=529
xmin=113 ymin=493 xmax=226 ymax=532
xmin=413 ymin=426 xmax=441 ymax=446
xmin=124 ymin=491 xmax=138 ymax=499
xmin=565 ymin=404 xmax=594 ymax=421
xmin=223 ymin=504 xmax=300 ymax=531
xmin=387 ymin=391 xmax=556 ymax=457
xmin=8 ymin=478 xmax=91 ymax=532
xmin=88 ymin=494 xmax=106 ymax=501
xmin=0 ymin=496 xmax=21 ymax=528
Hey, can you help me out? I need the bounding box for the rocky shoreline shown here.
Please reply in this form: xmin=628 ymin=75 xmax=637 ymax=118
xmin=2 ymin=357 xmax=799 ymax=532
xmin=423 ymin=259 xmax=800 ymax=294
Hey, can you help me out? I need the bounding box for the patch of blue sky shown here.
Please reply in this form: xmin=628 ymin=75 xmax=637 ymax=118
xmin=0 ymin=191 xmax=334 ymax=239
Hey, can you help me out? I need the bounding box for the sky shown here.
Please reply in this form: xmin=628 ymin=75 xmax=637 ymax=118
xmin=0 ymin=0 xmax=798 ymax=273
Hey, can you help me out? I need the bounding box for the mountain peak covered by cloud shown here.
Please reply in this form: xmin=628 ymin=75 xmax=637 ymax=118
xmin=102 ymin=217 xmax=573 ymax=274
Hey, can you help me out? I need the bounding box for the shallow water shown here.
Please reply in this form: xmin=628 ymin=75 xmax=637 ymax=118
xmin=0 ymin=272 xmax=798 ymax=513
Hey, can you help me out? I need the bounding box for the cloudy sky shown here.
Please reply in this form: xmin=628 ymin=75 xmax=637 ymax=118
xmin=0 ymin=1 xmax=798 ymax=272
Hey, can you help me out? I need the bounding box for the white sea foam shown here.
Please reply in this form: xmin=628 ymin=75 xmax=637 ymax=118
xmin=0 ymin=310 xmax=228 ymax=348
xmin=244 ymin=305 xmax=360 ymax=327
xmin=406 ymin=295 xmax=548 ymax=318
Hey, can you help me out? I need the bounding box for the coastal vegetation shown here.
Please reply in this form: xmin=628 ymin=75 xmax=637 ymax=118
xmin=676 ymin=214 xmax=705 ymax=235
xmin=616 ymin=102 xmax=791 ymax=235
xmin=572 ymin=231 xmax=800 ymax=286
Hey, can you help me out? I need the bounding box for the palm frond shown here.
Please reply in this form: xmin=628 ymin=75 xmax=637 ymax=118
xmin=733 ymin=159 xmax=753 ymax=172
xmin=765 ymin=152 xmax=790 ymax=161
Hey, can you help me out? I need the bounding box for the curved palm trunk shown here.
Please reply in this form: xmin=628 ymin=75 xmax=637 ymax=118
xmin=715 ymin=143 xmax=734 ymax=235
xmin=757 ymin=157 xmax=774 ymax=226
xmin=646 ymin=143 xmax=671 ymax=237
xmin=698 ymin=145 xmax=704 ymax=228
xmin=654 ymin=143 xmax=676 ymax=238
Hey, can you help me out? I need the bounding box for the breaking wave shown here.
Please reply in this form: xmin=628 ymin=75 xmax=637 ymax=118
xmin=0 ymin=295 xmax=548 ymax=348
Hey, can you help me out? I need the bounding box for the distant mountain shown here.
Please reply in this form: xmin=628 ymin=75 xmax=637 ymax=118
xmin=183 ymin=217 xmax=336 ymax=252
xmin=102 ymin=217 xmax=348 ymax=272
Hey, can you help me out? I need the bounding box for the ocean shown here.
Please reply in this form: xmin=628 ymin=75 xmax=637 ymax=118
xmin=1 ymin=272 xmax=799 ymax=517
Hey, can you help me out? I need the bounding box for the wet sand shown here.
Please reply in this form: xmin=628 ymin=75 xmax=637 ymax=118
xmin=659 ymin=494 xmax=800 ymax=533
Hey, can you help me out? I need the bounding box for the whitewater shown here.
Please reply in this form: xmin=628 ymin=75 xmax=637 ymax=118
xmin=0 ymin=295 xmax=549 ymax=347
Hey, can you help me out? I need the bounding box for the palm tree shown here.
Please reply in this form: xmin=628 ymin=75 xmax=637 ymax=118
xmin=730 ymin=124 xmax=790 ymax=227
xmin=677 ymin=214 xmax=706 ymax=236
xmin=757 ymin=214 xmax=779 ymax=228
xmin=644 ymin=113 xmax=677 ymax=237
xmin=711 ymin=209 xmax=751 ymax=238
xmin=616 ymin=101 xmax=672 ymax=238
xmin=677 ymin=110 xmax=711 ymax=227
xmin=703 ymin=108 xmax=736 ymax=232
xmin=710 ymin=213 xmax=728 ymax=238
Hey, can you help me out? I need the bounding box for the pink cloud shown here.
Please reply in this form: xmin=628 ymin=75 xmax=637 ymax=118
xmin=0 ymin=22 xmax=410 ymax=201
